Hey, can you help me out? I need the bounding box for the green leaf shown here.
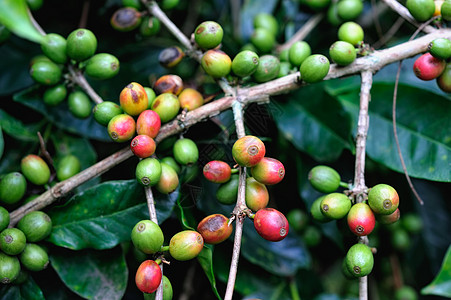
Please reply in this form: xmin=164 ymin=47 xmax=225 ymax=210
xmin=0 ymin=0 xmax=45 ymax=44
xmin=274 ymin=84 xmax=353 ymax=162
xmin=336 ymin=83 xmax=451 ymax=182
xmin=0 ymin=109 xmax=41 ymax=141
xmin=421 ymin=245 xmax=451 ymax=297
xmin=47 ymin=180 xmax=178 ymax=250
xmin=197 ymin=244 xmax=222 ymax=300
xmin=0 ymin=276 xmax=45 ymax=300
xmin=50 ymin=246 xmax=127 ymax=300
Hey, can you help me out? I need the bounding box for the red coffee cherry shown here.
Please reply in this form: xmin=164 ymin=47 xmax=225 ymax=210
xmin=376 ymin=208 xmax=401 ymax=225
xmin=135 ymin=260 xmax=162 ymax=294
xmin=413 ymin=53 xmax=446 ymax=81
xmin=153 ymin=74 xmax=183 ymax=95
xmin=197 ymin=214 xmax=233 ymax=244
xmin=232 ymin=135 xmax=266 ymax=167
xmin=203 ymin=160 xmax=232 ymax=183
xmin=120 ymin=82 xmax=149 ymax=116
xmin=130 ymin=135 xmax=156 ymax=158
xmin=107 ymin=114 xmax=136 ymax=142
xmin=347 ymin=203 xmax=376 ymax=236
xmin=136 ymin=110 xmax=161 ymax=138
xmin=253 ymin=208 xmax=289 ymax=242
xmin=245 ymin=177 xmax=269 ymax=211
xmin=251 ymin=157 xmax=285 ymax=185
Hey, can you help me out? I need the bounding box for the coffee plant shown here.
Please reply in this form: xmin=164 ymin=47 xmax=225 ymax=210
xmin=0 ymin=0 xmax=450 ymax=299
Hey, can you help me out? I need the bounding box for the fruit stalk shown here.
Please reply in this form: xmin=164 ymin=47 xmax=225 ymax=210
xmin=68 ymin=64 xmax=103 ymax=104
xmin=381 ymin=0 xmax=436 ymax=33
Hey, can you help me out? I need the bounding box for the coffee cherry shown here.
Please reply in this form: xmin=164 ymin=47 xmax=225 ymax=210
xmin=159 ymin=46 xmax=184 ymax=68
xmin=66 ymin=28 xmax=97 ymax=62
xmin=156 ymin=163 xmax=179 ymax=194
xmin=203 ymin=160 xmax=231 ymax=183
xmin=308 ymin=165 xmax=341 ymax=193
xmin=130 ymin=135 xmax=156 ymax=158
xmin=287 ymin=209 xmax=309 ymax=233
xmin=232 ymin=50 xmax=260 ymax=78
xmin=251 ymin=157 xmax=285 ymax=185
xmin=301 ymin=0 xmax=331 ymax=11
xmin=0 ymin=172 xmax=27 ymax=204
xmin=56 ymin=154 xmax=81 ymax=181
xmin=368 ymin=183 xmax=399 ymax=215
xmin=391 ymin=228 xmax=411 ymax=252
xmin=0 ymin=228 xmax=26 ymax=255
xmin=329 ymin=41 xmax=356 ymax=66
xmin=93 ymin=101 xmax=123 ymax=126
xmin=442 ymin=0 xmax=451 ymax=21
xmin=338 ymin=21 xmax=364 ymax=46
xmin=401 ymin=212 xmax=423 ymax=233
xmin=26 ymin=0 xmax=43 ymax=10
xmin=0 ymin=206 xmax=9 ymax=231
xmin=173 ymin=138 xmax=199 ymax=165
xmin=136 ymin=158 xmax=162 ymax=186
xmin=111 ymin=7 xmax=142 ymax=32
xmin=43 ymin=83 xmax=67 ymax=106
xmin=406 ymin=0 xmax=435 ymax=22
xmin=178 ymin=88 xmax=204 ymax=111
xmin=107 ymin=114 xmax=136 ymax=142
xmin=140 ymin=16 xmax=161 ymax=37
xmin=85 ymin=53 xmax=120 ymax=80
xmin=347 ymin=203 xmax=375 ymax=236
xmin=17 ymin=210 xmax=52 ymax=242
xmin=337 ymin=0 xmax=363 ymax=20
xmin=253 ymin=208 xmax=289 ymax=242
xmin=300 ymin=54 xmax=330 ymax=83
xmin=345 ymin=243 xmax=373 ymax=277
xmin=437 ymin=62 xmax=451 ymax=93
xmin=21 ymin=154 xmax=50 ymax=185
xmin=197 ymin=213 xmax=233 ymax=244
xmin=250 ymin=28 xmax=276 ymax=54
xmin=136 ymin=110 xmax=161 ymax=138
xmin=40 ymin=33 xmax=68 ymax=64
xmin=68 ymin=90 xmax=92 ymax=119
xmin=143 ymin=275 xmax=173 ymax=300
xmin=120 ymin=82 xmax=149 ymax=116
xmin=161 ymin=157 xmax=181 ymax=174
xmin=327 ymin=2 xmax=342 ymax=26
xmin=0 ymin=252 xmax=20 ymax=284
xmin=252 ymin=55 xmax=281 ymax=83
xmin=19 ymin=243 xmax=49 ymax=271
xmin=245 ymin=177 xmax=269 ymax=211
xmin=216 ymin=174 xmax=239 ymax=205
xmin=194 ymin=21 xmax=223 ymax=50
xmin=135 ymin=260 xmax=162 ymax=294
xmin=30 ymin=60 xmax=62 ymax=85
xmin=131 ymin=220 xmax=164 ymax=254
xmin=151 ymin=93 xmax=181 ymax=123
xmin=278 ymin=61 xmax=295 ymax=78
xmin=201 ymin=49 xmax=232 ymax=78
xmin=253 ymin=13 xmax=278 ymax=36
xmin=395 ymin=285 xmax=418 ymax=300
xmin=376 ymin=207 xmax=400 ymax=225
xmin=428 ymin=38 xmax=451 ymax=60
xmin=232 ymin=135 xmax=266 ymax=167
xmin=169 ymin=230 xmax=204 ymax=261
xmin=289 ymin=41 xmax=312 ymax=67
xmin=153 ymin=74 xmax=184 ymax=95
xmin=310 ymin=195 xmax=331 ymax=223
xmin=181 ymin=164 xmax=199 ymax=184
xmin=302 ymin=225 xmax=322 ymax=247
xmin=320 ymin=193 xmax=351 ymax=219
xmin=413 ymin=53 xmax=446 ymax=81
xmin=144 ymin=87 xmax=157 ymax=108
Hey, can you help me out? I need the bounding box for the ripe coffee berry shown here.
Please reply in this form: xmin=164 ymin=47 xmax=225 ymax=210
xmin=135 ymin=260 xmax=162 ymax=294
xmin=368 ymin=183 xmax=399 ymax=215
xmin=136 ymin=110 xmax=161 ymax=138
xmin=130 ymin=135 xmax=156 ymax=158
xmin=120 ymin=82 xmax=149 ymax=116
xmin=347 ymin=203 xmax=376 ymax=236
xmin=203 ymin=160 xmax=232 ymax=183
xmin=232 ymin=135 xmax=265 ymax=167
xmin=251 ymin=157 xmax=285 ymax=185
xmin=169 ymin=230 xmax=204 ymax=261
xmin=413 ymin=53 xmax=446 ymax=81
xmin=197 ymin=214 xmax=233 ymax=244
xmin=107 ymin=114 xmax=136 ymax=142
xmin=253 ymin=208 xmax=289 ymax=242
xmin=178 ymin=88 xmax=204 ymax=111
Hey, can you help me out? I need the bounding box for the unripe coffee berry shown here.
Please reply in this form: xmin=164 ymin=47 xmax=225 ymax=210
xmin=245 ymin=177 xmax=269 ymax=211
xmin=231 ymin=50 xmax=259 ymax=78
xmin=140 ymin=16 xmax=161 ymax=37
xmin=347 ymin=203 xmax=375 ymax=236
xmin=135 ymin=260 xmax=162 ymax=294
xmin=0 ymin=228 xmax=26 ymax=255
xmin=17 ymin=210 xmax=52 ymax=242
xmin=21 ymin=154 xmax=50 ymax=185
xmin=144 ymin=87 xmax=156 ymax=108
xmin=289 ymin=41 xmax=312 ymax=67
xmin=320 ymin=193 xmax=351 ymax=219
xmin=250 ymin=28 xmax=275 ymax=54
xmin=437 ymin=62 xmax=451 ymax=93
xmin=413 ymin=53 xmax=446 ymax=81
xmin=111 ymin=7 xmax=142 ymax=32
xmin=406 ymin=0 xmax=435 ymax=22
xmin=43 ymin=84 xmax=67 ymax=106
xmin=442 ymin=0 xmax=451 ymax=21
xmin=337 ymin=0 xmax=363 ymax=20
xmin=253 ymin=13 xmax=278 ymax=36
xmin=197 ymin=214 xmax=233 ymax=244
xmin=300 ymin=54 xmax=330 ymax=83
xmin=160 ymin=157 xmax=181 ymax=174
xmin=20 ymin=243 xmax=49 ymax=271
xmin=151 ymin=93 xmax=181 ymax=123
xmin=107 ymin=114 xmax=136 ymax=142
xmin=216 ymin=174 xmax=239 ymax=205
xmin=287 ymin=209 xmax=309 ymax=233
xmin=156 ymin=163 xmax=179 ymax=194
xmin=329 ymin=41 xmax=356 ymax=66
xmin=169 ymin=230 xmax=204 ymax=261
xmin=310 ymin=195 xmax=331 ymax=223
xmin=194 ymin=21 xmax=224 ymax=50
xmin=203 ymin=160 xmax=231 ymax=183
xmin=173 ymin=138 xmax=199 ymax=165
xmin=93 ymin=101 xmax=123 ymax=126
xmin=428 ymin=38 xmax=451 ymax=60
xmin=130 ymin=135 xmax=156 ymax=158
xmin=120 ymin=82 xmax=149 ymax=116
xmin=143 ymin=275 xmax=173 ymax=300
xmin=253 ymin=208 xmax=289 ymax=242
xmin=85 ymin=53 xmax=120 ymax=80
xmin=136 ymin=158 xmax=162 ymax=186
xmin=252 ymin=54 xmax=280 ymax=83
xmin=251 ymin=157 xmax=285 ymax=185
xmin=30 ymin=60 xmax=62 ymax=86
xmin=178 ymin=88 xmax=204 ymax=111
xmin=68 ymin=91 xmax=92 ymax=119
xmin=56 ymin=154 xmax=81 ymax=181
xmin=66 ymin=28 xmax=97 ymax=62
xmin=0 ymin=206 xmax=9 ymax=231
xmin=40 ymin=33 xmax=67 ymax=64
xmin=232 ymin=135 xmax=266 ymax=167
xmin=338 ymin=21 xmax=364 ymax=46
xmin=345 ymin=243 xmax=374 ymax=277
xmin=0 ymin=172 xmax=27 ymax=204
xmin=136 ymin=110 xmax=161 ymax=138
xmin=153 ymin=74 xmax=184 ymax=96
xmin=308 ymin=165 xmax=341 ymax=193
xmin=0 ymin=252 xmax=20 ymax=284
xmin=201 ymin=49 xmax=232 ymax=78
xmin=159 ymin=46 xmax=185 ymax=68
xmin=131 ymin=220 xmax=164 ymax=254
xmin=368 ymin=183 xmax=399 ymax=215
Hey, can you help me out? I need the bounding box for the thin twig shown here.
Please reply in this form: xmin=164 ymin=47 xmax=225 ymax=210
xmin=79 ymin=0 xmax=90 ymax=29
xmin=68 ymin=64 xmax=103 ymax=104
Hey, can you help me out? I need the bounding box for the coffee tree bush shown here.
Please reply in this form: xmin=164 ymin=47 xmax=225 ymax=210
xmin=0 ymin=0 xmax=450 ymax=299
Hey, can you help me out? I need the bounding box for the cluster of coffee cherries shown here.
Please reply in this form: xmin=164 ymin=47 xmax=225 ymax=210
xmin=307 ymin=165 xmax=401 ymax=279
xmin=202 ymin=135 xmax=289 ymax=242
xmin=29 ymin=28 xmax=120 ymax=119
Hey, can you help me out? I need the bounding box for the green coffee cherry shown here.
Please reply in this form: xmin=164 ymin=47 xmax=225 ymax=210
xmin=144 ymin=275 xmax=173 ymax=300
xmin=301 ymin=0 xmax=332 ymax=11
xmin=338 ymin=21 xmax=364 ymax=46
xmin=250 ymin=27 xmax=275 ymax=53
xmin=68 ymin=91 xmax=92 ymax=119
xmin=279 ymin=48 xmax=290 ymax=62
xmin=140 ymin=16 xmax=161 ymax=37
xmin=0 ymin=206 xmax=9 ymax=231
xmin=0 ymin=252 xmax=20 ymax=284
xmin=252 ymin=55 xmax=280 ymax=83
xmin=278 ymin=61 xmax=294 ymax=78
xmin=201 ymin=49 xmax=232 ymax=78
xmin=232 ymin=50 xmax=259 ymax=77
xmin=442 ymin=0 xmax=451 ymax=21
xmin=253 ymin=13 xmax=278 ymax=36
xmin=289 ymin=41 xmax=312 ymax=67
xmin=41 ymin=33 xmax=68 ymax=64
xmin=0 ymin=228 xmax=27 ymax=255
xmin=437 ymin=62 xmax=451 ymax=93
xmin=287 ymin=209 xmax=309 ymax=233
xmin=30 ymin=60 xmax=62 ymax=86
xmin=395 ymin=286 xmax=418 ymax=300
xmin=161 ymin=0 xmax=179 ymax=9
xmin=21 ymin=154 xmax=50 ymax=186
xmin=216 ymin=174 xmax=239 ymax=205
xmin=156 ymin=163 xmax=179 ymax=194
xmin=310 ymin=195 xmax=331 ymax=223
xmin=308 ymin=165 xmax=341 ymax=193
xmin=300 ymin=54 xmax=330 ymax=83
xmin=391 ymin=228 xmax=410 ymax=252
xmin=173 ymin=138 xmax=199 ymax=165
xmin=368 ymin=183 xmax=399 ymax=215
xmin=84 ymin=53 xmax=120 ymax=80
xmin=144 ymin=87 xmax=156 ymax=108
xmin=160 ymin=157 xmax=181 ymax=174
xmin=169 ymin=230 xmax=204 ymax=261
xmin=302 ymin=225 xmax=322 ymax=247
xmin=93 ymin=101 xmax=123 ymax=126
xmin=17 ymin=211 xmax=52 ymax=242
xmin=337 ymin=0 xmax=363 ymax=20
xmin=136 ymin=158 xmax=162 ymax=186
xmin=151 ymin=93 xmax=180 ymax=123
xmin=56 ymin=155 xmax=81 ymax=181
xmin=345 ymin=243 xmax=374 ymax=277
xmin=327 ymin=2 xmax=342 ymax=26
xmin=43 ymin=84 xmax=67 ymax=106
xmin=194 ymin=21 xmax=223 ymax=50
xmin=66 ymin=28 xmax=97 ymax=62
xmin=428 ymin=38 xmax=451 ymax=60
xmin=406 ymin=0 xmax=435 ymax=22
xmin=131 ymin=220 xmax=164 ymax=254
xmin=122 ymin=0 xmax=143 ymax=9
xmin=320 ymin=192 xmax=351 ymax=219
xmin=20 ymin=243 xmax=49 ymax=271
xmin=0 ymin=172 xmax=27 ymax=204
xmin=329 ymin=41 xmax=356 ymax=66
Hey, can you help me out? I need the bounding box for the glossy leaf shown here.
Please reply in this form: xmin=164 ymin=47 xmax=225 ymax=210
xmin=197 ymin=244 xmax=222 ymax=300
xmin=50 ymin=247 xmax=127 ymax=300
xmin=0 ymin=0 xmax=45 ymax=43
xmin=0 ymin=109 xmax=41 ymax=141
xmin=336 ymin=83 xmax=451 ymax=182
xmin=47 ymin=180 xmax=178 ymax=250
xmin=422 ymin=245 xmax=451 ymax=297
xmin=0 ymin=276 xmax=45 ymax=300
